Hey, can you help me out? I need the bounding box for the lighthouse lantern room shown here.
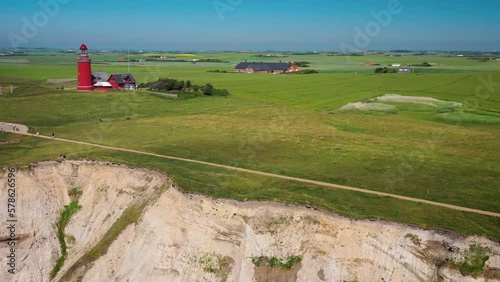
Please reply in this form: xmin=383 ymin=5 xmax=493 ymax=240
xmin=77 ymin=44 xmax=94 ymax=91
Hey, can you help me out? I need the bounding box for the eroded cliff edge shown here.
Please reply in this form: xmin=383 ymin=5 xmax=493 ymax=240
xmin=0 ymin=161 xmax=498 ymax=281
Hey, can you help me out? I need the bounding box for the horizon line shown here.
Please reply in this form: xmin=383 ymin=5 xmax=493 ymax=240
xmin=1 ymin=47 xmax=498 ymax=53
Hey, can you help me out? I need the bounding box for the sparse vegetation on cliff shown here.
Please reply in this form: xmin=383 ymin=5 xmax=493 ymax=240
xmin=405 ymin=233 xmax=422 ymax=246
xmin=198 ymin=253 xmax=233 ymax=281
xmin=252 ymin=255 xmax=302 ymax=270
xmin=450 ymin=243 xmax=491 ymax=276
xmin=50 ymin=200 xmax=82 ymax=279
xmin=68 ymin=186 xmax=82 ymax=199
xmin=59 ymin=183 xmax=169 ymax=281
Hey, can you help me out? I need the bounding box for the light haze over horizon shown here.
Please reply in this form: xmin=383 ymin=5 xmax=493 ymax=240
xmin=1 ymin=0 xmax=499 ymax=51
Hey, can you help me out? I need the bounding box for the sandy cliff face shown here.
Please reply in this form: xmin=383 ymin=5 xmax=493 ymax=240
xmin=0 ymin=161 xmax=499 ymax=282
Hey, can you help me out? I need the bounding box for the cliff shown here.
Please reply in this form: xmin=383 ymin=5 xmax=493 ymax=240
xmin=0 ymin=161 xmax=498 ymax=281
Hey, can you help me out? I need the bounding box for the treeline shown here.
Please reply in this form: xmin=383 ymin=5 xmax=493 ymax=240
xmin=252 ymin=54 xmax=288 ymax=58
xmin=414 ymin=62 xmax=433 ymax=67
xmin=286 ymin=52 xmax=321 ymax=55
xmin=292 ymin=61 xmax=310 ymax=67
xmin=466 ymin=56 xmax=498 ymax=62
xmin=138 ymin=78 xmax=230 ymax=96
xmin=389 ymin=50 xmax=413 ymax=53
xmin=375 ymin=67 xmax=397 ymax=73
xmin=144 ymin=57 xmax=228 ymax=63
xmin=285 ymin=69 xmax=318 ymax=74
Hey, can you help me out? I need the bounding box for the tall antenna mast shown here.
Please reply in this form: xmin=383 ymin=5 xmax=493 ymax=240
xmin=127 ymin=47 xmax=130 ymax=73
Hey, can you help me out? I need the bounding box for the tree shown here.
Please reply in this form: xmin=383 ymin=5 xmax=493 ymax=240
xmin=202 ymin=83 xmax=214 ymax=95
xmin=142 ymin=77 xmax=230 ymax=97
xmin=211 ymin=88 xmax=230 ymax=96
xmin=174 ymin=80 xmax=185 ymax=90
xmin=375 ymin=67 xmax=397 ymax=74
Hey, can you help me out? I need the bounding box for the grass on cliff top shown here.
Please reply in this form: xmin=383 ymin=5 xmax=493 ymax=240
xmin=0 ymin=135 xmax=499 ymax=241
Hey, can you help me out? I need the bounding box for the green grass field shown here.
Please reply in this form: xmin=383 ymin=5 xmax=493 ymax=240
xmin=1 ymin=52 xmax=499 ymax=239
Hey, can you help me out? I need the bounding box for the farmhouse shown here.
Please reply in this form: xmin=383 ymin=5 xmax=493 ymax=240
xmin=108 ymin=74 xmax=137 ymax=90
xmin=235 ymin=62 xmax=291 ymax=74
xmin=90 ymin=72 xmax=137 ymax=90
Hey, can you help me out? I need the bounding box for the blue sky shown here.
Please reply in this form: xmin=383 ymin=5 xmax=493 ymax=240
xmin=1 ymin=0 xmax=499 ymax=51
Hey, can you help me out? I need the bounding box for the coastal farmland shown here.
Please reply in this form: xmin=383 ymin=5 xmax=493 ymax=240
xmin=0 ymin=52 xmax=499 ymax=239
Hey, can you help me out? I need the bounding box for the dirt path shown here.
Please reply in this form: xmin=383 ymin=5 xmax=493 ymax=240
xmin=8 ymin=130 xmax=500 ymax=218
xmin=0 ymin=122 xmax=29 ymax=133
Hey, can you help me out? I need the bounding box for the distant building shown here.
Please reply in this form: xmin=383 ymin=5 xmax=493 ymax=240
xmin=398 ymin=68 xmax=412 ymax=73
xmin=235 ymin=62 xmax=291 ymax=74
xmin=392 ymin=64 xmax=401 ymax=67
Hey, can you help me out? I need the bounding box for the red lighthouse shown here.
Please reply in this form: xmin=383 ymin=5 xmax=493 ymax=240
xmin=77 ymin=44 xmax=94 ymax=91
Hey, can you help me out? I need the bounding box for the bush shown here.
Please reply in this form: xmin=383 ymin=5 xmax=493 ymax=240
xmin=207 ymin=70 xmax=228 ymax=73
xmin=142 ymin=77 xmax=231 ymax=97
xmin=283 ymin=69 xmax=318 ymax=75
xmin=251 ymin=257 xmax=263 ymax=266
xmin=415 ymin=62 xmax=432 ymax=67
xmin=281 ymin=256 xmax=302 ymax=269
xmin=269 ymin=257 xmax=280 ymax=268
xmin=202 ymin=83 xmax=214 ymax=95
xmin=68 ymin=186 xmax=83 ymax=197
xmin=297 ymin=69 xmax=318 ymax=74
xmin=199 ymin=253 xmax=219 ymax=273
xmin=375 ymin=67 xmax=397 ymax=73
xmin=211 ymin=89 xmax=230 ymax=96
xmin=268 ymin=256 xmax=302 ymax=269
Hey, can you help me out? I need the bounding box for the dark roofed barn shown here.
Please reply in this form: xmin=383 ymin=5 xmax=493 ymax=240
xmin=235 ymin=62 xmax=290 ymax=74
